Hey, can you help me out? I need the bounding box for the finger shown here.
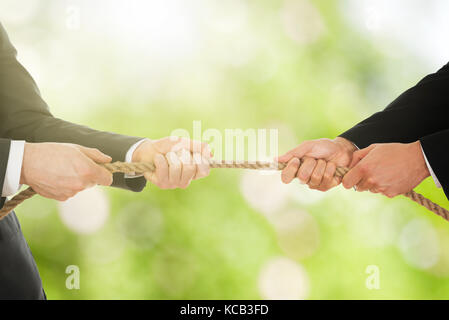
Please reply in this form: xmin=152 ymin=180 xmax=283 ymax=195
xmin=342 ymin=164 xmax=364 ymax=189
xmin=79 ymin=147 xmax=112 ymax=163
xmin=309 ymin=159 xmax=326 ymax=189
xmin=170 ymin=137 xmax=210 ymax=156
xmin=148 ymin=153 xmax=169 ymax=188
xmin=318 ymin=161 xmax=337 ymax=191
xmin=144 ymin=171 xmax=154 ymax=184
xmin=201 ymin=143 xmax=212 ymax=159
xmin=178 ymin=149 xmax=196 ymax=188
xmin=193 ymin=153 xmax=210 ymax=180
xmin=277 ymin=142 xmax=311 ymax=163
xmin=46 ymin=189 xmax=71 ymax=201
xmin=355 ymin=178 xmax=371 ymax=192
xmin=382 ymin=190 xmax=399 ymax=198
xmin=350 ymin=144 xmax=376 ymax=168
xmin=33 ymin=186 xmax=62 ymax=201
xmin=281 ymin=158 xmax=300 ymax=184
xmin=166 ymin=151 xmax=182 ymax=187
xmin=296 ymin=157 xmax=317 ymax=184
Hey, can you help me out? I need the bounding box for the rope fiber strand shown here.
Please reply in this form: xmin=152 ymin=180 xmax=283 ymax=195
xmin=0 ymin=160 xmax=448 ymax=222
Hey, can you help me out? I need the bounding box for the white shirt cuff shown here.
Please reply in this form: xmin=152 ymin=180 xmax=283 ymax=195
xmin=124 ymin=139 xmax=148 ymax=178
xmin=421 ymin=145 xmax=442 ymax=188
xmin=2 ymin=140 xmax=25 ymax=197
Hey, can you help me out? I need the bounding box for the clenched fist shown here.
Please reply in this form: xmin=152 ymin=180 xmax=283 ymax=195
xmin=277 ymin=137 xmax=357 ymax=191
xmin=342 ymin=141 xmax=430 ymax=198
xmin=20 ymin=142 xmax=113 ymax=201
xmin=132 ymin=137 xmax=211 ymax=189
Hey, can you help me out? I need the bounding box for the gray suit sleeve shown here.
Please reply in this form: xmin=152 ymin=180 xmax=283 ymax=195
xmin=0 ymin=139 xmax=11 ymax=205
xmin=0 ymin=23 xmax=146 ymax=192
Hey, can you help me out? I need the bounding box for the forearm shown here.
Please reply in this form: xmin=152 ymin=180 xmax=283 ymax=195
xmin=20 ymin=115 xmax=147 ymax=192
xmin=339 ymin=105 xmax=447 ymax=148
xmin=0 ymin=64 xmax=146 ymax=191
xmin=340 ymin=65 xmax=449 ymax=148
xmin=0 ymin=23 xmax=146 ymax=192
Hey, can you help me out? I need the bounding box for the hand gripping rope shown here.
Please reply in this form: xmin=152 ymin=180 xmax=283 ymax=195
xmin=0 ymin=160 xmax=447 ymax=222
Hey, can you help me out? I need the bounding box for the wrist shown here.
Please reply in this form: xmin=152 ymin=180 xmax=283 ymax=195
xmin=132 ymin=144 xmax=143 ymax=162
xmin=131 ymin=139 xmax=154 ymax=162
xmin=20 ymin=142 xmax=33 ymax=185
xmin=333 ymin=137 xmax=357 ymax=154
xmin=411 ymin=140 xmax=430 ymax=180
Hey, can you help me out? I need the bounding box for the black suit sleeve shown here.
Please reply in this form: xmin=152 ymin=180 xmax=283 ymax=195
xmin=0 ymin=23 xmax=146 ymax=192
xmin=340 ymin=63 xmax=449 ymax=147
xmin=339 ymin=63 xmax=449 ymax=197
xmin=420 ymin=129 xmax=449 ymax=196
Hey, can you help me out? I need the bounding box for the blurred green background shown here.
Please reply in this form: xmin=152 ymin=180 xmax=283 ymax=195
xmin=1 ymin=0 xmax=449 ymax=299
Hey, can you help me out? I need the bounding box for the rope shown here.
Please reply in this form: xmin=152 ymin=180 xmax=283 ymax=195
xmin=0 ymin=160 xmax=448 ymax=222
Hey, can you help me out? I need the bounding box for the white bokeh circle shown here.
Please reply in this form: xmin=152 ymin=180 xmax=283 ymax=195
xmin=58 ymin=186 xmax=110 ymax=234
xmin=258 ymin=257 xmax=309 ymax=300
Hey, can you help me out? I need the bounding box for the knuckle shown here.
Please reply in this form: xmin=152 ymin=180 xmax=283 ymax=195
xmin=196 ymin=169 xmax=208 ymax=179
xmin=67 ymin=191 xmax=77 ymax=198
xmin=384 ymin=192 xmax=395 ymax=198
xmin=72 ymin=186 xmax=82 ymax=194
xmin=202 ymin=142 xmax=210 ymax=152
xmin=359 ymin=164 xmax=369 ymax=174
xmin=161 ymin=181 xmax=171 ymax=189
xmin=73 ymin=181 xmax=85 ymax=192
xmin=165 ymin=181 xmax=176 ymax=189
xmin=158 ymin=183 xmax=169 ymax=189
xmin=170 ymin=161 xmax=181 ymax=169
xmin=181 ymin=181 xmax=190 ymax=189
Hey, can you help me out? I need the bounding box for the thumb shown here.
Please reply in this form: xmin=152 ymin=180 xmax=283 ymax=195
xmin=277 ymin=142 xmax=312 ymax=163
xmin=79 ymin=147 xmax=112 ymax=164
xmin=93 ymin=166 xmax=113 ymax=186
xmin=350 ymin=144 xmax=376 ymax=168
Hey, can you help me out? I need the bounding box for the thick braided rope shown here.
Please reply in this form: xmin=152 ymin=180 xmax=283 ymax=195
xmin=0 ymin=160 xmax=448 ymax=222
